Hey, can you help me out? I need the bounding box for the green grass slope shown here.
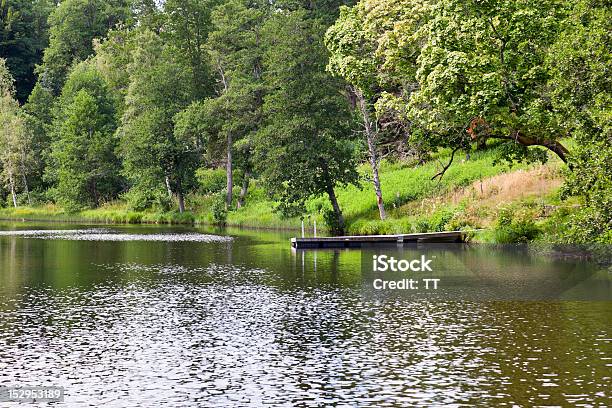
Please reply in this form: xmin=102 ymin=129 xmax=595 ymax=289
xmin=0 ymin=144 xmax=572 ymax=242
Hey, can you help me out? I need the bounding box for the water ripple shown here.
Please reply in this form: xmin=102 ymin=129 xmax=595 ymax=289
xmin=0 ymin=229 xmax=232 ymax=242
xmin=0 ymin=264 xmax=609 ymax=407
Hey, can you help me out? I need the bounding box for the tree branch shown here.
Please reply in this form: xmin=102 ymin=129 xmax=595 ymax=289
xmin=431 ymin=146 xmax=461 ymax=181
xmin=488 ymin=133 xmax=569 ymax=163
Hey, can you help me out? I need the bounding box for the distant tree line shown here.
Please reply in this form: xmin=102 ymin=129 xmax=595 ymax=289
xmin=0 ymin=0 xmax=609 ymax=241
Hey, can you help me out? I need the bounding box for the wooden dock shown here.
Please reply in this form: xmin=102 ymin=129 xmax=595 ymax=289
xmin=291 ymin=231 xmax=466 ymax=249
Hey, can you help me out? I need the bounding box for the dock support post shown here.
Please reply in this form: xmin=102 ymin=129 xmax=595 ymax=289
xmin=314 ymin=220 xmax=317 ymax=237
xmin=301 ymin=220 xmax=305 ymax=238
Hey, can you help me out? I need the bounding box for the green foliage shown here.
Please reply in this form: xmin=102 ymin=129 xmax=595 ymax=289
xmin=163 ymin=0 xmax=218 ymax=99
xmin=325 ymin=3 xmax=379 ymax=96
xmin=494 ymin=209 xmax=541 ymax=243
xmin=445 ymin=212 xmax=473 ymax=232
xmin=327 ymin=0 xmax=569 ymax=163
xmin=274 ymin=0 xmax=351 ymax=25
xmin=0 ymin=0 xmax=52 ymax=102
xmin=47 ymin=62 xmax=121 ymax=211
xmin=22 ymin=83 xmax=54 ymax=190
xmin=493 ymin=144 xmax=549 ymax=167
xmin=122 ymin=188 xmax=171 ymax=212
xmin=202 ymin=0 xmax=269 ymax=208
xmin=496 ymin=208 xmax=513 ymax=228
xmin=0 ymin=57 xmax=15 ymax=96
xmin=547 ymin=0 xmax=611 ymax=244
xmin=255 ymin=10 xmax=359 ymax=230
xmin=414 ymin=218 xmax=430 ymax=234
xmin=411 ymin=0 xmax=564 ymax=146
xmin=322 ymin=208 xmax=344 ymax=235
xmin=428 ymin=208 xmax=455 ymax=232
xmin=117 ymin=29 xmax=200 ymax=212
xmin=195 ymin=168 xmax=227 ymax=195
xmin=347 ymin=218 xmax=413 ymax=235
xmin=37 ymin=0 xmax=133 ymax=94
xmin=0 ymin=59 xmax=35 ymax=206
xmin=174 ymin=98 xmax=227 ymax=178
xmin=93 ymin=27 xmax=138 ymax=116
xmin=210 ymin=192 xmax=228 ymax=225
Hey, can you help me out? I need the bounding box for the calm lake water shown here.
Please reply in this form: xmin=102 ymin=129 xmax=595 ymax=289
xmin=0 ymin=222 xmax=610 ymax=407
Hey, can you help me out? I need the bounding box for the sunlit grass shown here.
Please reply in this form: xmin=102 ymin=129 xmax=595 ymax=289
xmin=0 ymin=142 xmax=572 ymax=240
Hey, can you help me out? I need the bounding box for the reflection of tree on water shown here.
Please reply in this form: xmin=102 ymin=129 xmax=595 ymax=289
xmin=446 ymin=245 xmax=608 ymax=300
xmin=363 ymin=244 xmax=608 ymax=300
xmin=290 ymin=248 xmax=362 ymax=288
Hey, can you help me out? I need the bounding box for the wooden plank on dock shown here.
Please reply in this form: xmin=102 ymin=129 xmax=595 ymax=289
xmin=291 ymin=231 xmax=466 ymax=249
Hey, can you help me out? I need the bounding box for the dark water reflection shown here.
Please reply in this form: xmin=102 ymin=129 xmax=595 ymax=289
xmin=0 ymin=223 xmax=610 ymax=407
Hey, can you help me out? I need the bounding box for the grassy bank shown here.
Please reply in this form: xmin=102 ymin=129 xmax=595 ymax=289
xmin=225 ymin=145 xmax=574 ymax=242
xmin=0 ymin=145 xmax=577 ymax=242
xmin=0 ymin=204 xmax=199 ymax=225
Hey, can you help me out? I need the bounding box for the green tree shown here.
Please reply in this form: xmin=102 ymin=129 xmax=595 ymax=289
xmin=36 ymin=0 xmax=133 ymax=94
xmin=117 ymin=30 xmax=198 ymax=213
xmin=328 ymin=0 xmax=571 ymax=173
xmin=409 ymin=0 xmax=569 ymax=164
xmin=201 ymin=0 xmax=267 ymax=209
xmin=22 ymin=83 xmax=54 ymax=193
xmin=48 ymin=62 xmax=121 ymax=210
xmin=274 ymin=0 xmax=354 ymax=24
xmin=0 ymin=58 xmax=34 ymax=207
xmin=256 ymin=10 xmax=359 ymax=234
xmin=548 ymin=0 xmax=611 ymax=243
xmin=326 ymin=3 xmax=387 ymax=219
xmin=163 ymin=0 xmax=217 ymax=99
xmin=0 ymin=0 xmax=53 ymax=102
xmin=92 ymin=27 xmax=136 ymax=115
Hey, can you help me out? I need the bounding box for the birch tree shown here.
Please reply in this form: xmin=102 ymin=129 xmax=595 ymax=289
xmin=0 ymin=59 xmax=33 ymax=207
xmin=326 ymin=4 xmax=388 ymax=220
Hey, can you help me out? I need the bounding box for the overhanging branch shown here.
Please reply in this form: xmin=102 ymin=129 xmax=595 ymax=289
xmin=431 ymin=146 xmax=461 ymax=181
xmin=488 ymin=133 xmax=569 ymax=163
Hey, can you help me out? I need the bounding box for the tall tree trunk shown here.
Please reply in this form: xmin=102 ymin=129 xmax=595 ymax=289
xmin=91 ymin=180 xmax=99 ymax=207
xmin=165 ymin=176 xmax=173 ymax=199
xmin=355 ymin=88 xmax=386 ymax=220
xmin=226 ymin=133 xmax=233 ymax=209
xmin=326 ymin=184 xmax=345 ymax=236
xmin=322 ymin=164 xmax=345 ymax=235
xmin=237 ymin=171 xmax=250 ymax=209
xmin=177 ymin=190 xmax=185 ymax=213
xmin=21 ymin=173 xmax=31 ymax=206
xmin=8 ymin=173 xmax=17 ymax=208
xmin=176 ymin=178 xmax=185 ymax=213
xmin=216 ymin=60 xmax=233 ymax=210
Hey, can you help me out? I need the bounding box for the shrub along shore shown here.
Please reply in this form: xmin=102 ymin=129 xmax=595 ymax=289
xmin=0 ymin=147 xmax=578 ymax=244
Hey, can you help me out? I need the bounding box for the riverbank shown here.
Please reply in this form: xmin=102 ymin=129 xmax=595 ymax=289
xmin=0 ymin=146 xmax=577 ymax=243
